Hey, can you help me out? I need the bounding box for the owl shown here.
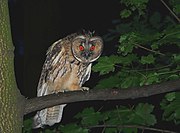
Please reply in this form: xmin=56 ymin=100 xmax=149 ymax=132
xmin=33 ymin=31 xmax=103 ymax=128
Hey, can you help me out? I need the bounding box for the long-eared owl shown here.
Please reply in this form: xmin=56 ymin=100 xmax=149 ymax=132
xmin=33 ymin=31 xmax=103 ymax=128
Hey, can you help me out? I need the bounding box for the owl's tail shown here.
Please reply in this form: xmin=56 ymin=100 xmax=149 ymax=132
xmin=33 ymin=104 xmax=66 ymax=128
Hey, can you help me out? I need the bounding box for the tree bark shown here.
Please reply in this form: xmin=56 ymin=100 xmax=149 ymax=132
xmin=24 ymin=79 xmax=180 ymax=115
xmin=0 ymin=0 xmax=25 ymax=133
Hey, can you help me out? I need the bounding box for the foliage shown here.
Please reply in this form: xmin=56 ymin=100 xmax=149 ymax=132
xmin=161 ymin=92 xmax=180 ymax=124
xmin=92 ymin=1 xmax=180 ymax=132
xmin=169 ymin=0 xmax=180 ymax=14
xmin=120 ymin=0 xmax=149 ymax=18
xmin=60 ymin=124 xmax=89 ymax=133
xmin=24 ymin=0 xmax=180 ymax=132
xmin=23 ymin=118 xmax=33 ymax=133
xmin=69 ymin=104 xmax=156 ymax=133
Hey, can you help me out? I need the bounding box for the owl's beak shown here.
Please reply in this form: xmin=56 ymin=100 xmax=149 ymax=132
xmin=84 ymin=51 xmax=91 ymax=59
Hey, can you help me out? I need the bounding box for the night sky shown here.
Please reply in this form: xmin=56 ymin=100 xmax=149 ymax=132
xmin=8 ymin=0 xmax=177 ymax=131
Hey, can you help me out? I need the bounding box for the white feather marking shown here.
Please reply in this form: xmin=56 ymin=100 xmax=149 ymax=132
xmin=52 ymin=51 xmax=63 ymax=65
xmin=45 ymin=104 xmax=66 ymax=126
xmin=74 ymin=35 xmax=86 ymax=40
xmin=37 ymin=83 xmax=48 ymax=96
xmin=39 ymin=108 xmax=48 ymax=125
xmin=47 ymin=39 xmax=62 ymax=54
xmin=89 ymin=54 xmax=101 ymax=63
xmin=85 ymin=63 xmax=92 ymax=81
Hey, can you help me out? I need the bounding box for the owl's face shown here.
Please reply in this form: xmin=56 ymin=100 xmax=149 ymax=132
xmin=71 ymin=35 xmax=103 ymax=63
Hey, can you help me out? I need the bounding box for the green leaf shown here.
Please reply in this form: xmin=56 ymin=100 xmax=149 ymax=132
xmin=120 ymin=9 xmax=132 ymax=18
xmin=173 ymin=54 xmax=180 ymax=63
xmin=169 ymin=0 xmax=180 ymax=14
xmin=60 ymin=124 xmax=88 ymax=133
xmin=140 ymin=72 xmax=159 ymax=86
xmin=75 ymin=107 xmax=102 ymax=126
xmin=165 ymin=92 xmax=176 ymax=102
xmin=119 ymin=34 xmax=128 ymax=43
xmin=140 ymin=54 xmax=155 ymax=64
xmin=119 ymin=33 xmax=137 ymax=55
xmin=119 ymin=43 xmax=134 ymax=55
xmin=158 ymin=25 xmax=180 ymax=44
xmin=173 ymin=4 xmax=180 ymax=14
xmin=167 ymin=74 xmax=179 ymax=80
xmin=103 ymin=106 xmax=134 ymax=125
xmin=133 ymin=103 xmax=157 ymax=126
xmin=151 ymin=43 xmax=159 ymax=50
xmin=161 ymin=92 xmax=180 ymax=124
xmin=121 ymin=54 xmax=138 ymax=66
xmin=121 ymin=76 xmax=140 ymax=88
xmin=95 ymin=75 xmax=121 ymax=89
xmin=92 ymin=55 xmax=122 ymax=75
xmin=120 ymin=0 xmax=148 ymax=16
xmin=175 ymin=108 xmax=180 ymax=119
xmin=23 ymin=118 xmax=33 ymax=133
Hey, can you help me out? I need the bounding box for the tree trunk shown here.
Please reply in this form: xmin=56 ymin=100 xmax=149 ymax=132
xmin=0 ymin=0 xmax=25 ymax=132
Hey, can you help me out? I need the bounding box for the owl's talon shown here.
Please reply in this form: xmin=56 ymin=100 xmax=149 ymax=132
xmin=61 ymin=90 xmax=65 ymax=93
xmin=61 ymin=89 xmax=69 ymax=93
xmin=81 ymin=87 xmax=89 ymax=91
xmin=55 ymin=91 xmax=59 ymax=94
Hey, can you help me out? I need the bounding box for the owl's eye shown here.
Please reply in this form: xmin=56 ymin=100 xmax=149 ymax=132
xmin=90 ymin=45 xmax=95 ymax=51
xmin=79 ymin=45 xmax=84 ymax=51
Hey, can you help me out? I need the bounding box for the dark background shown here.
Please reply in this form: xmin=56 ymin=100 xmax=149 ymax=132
xmin=9 ymin=0 xmax=120 ymax=97
xmin=8 ymin=0 xmax=177 ymax=132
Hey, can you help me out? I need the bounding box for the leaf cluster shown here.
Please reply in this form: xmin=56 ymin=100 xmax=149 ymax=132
xmin=60 ymin=103 xmax=156 ymax=133
xmin=161 ymin=92 xmax=180 ymax=124
xmin=92 ymin=0 xmax=180 ymax=131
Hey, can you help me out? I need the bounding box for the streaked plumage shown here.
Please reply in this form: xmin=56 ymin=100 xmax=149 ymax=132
xmin=33 ymin=31 xmax=103 ymax=128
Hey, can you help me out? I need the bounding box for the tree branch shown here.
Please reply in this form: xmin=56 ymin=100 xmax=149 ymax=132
xmin=88 ymin=124 xmax=178 ymax=133
xmin=24 ymin=79 xmax=180 ymax=115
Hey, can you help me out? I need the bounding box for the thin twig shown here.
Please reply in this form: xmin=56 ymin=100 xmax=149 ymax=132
xmin=160 ymin=0 xmax=180 ymax=23
xmin=157 ymin=69 xmax=180 ymax=76
xmin=88 ymin=125 xmax=178 ymax=133
xmin=97 ymin=106 xmax=104 ymax=112
xmin=101 ymin=126 xmax=106 ymax=133
xmin=134 ymin=43 xmax=165 ymax=56
xmin=114 ymin=63 xmax=172 ymax=72
xmin=135 ymin=71 xmax=147 ymax=79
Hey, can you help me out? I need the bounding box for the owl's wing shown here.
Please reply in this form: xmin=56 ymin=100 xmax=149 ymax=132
xmin=34 ymin=39 xmax=69 ymax=128
xmin=37 ymin=39 xmax=68 ymax=96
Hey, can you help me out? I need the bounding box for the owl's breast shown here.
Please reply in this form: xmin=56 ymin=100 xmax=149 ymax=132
xmin=52 ymin=63 xmax=87 ymax=92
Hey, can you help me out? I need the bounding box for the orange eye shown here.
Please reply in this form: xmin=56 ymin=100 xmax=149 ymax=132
xmin=79 ymin=45 xmax=84 ymax=51
xmin=90 ymin=45 xmax=95 ymax=51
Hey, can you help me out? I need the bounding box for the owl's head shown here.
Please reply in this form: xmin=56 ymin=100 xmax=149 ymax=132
xmin=71 ymin=34 xmax=103 ymax=63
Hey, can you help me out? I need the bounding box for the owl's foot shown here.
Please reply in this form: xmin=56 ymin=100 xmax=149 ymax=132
xmin=81 ymin=87 xmax=89 ymax=91
xmin=61 ymin=89 xmax=69 ymax=93
xmin=53 ymin=89 xmax=68 ymax=94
